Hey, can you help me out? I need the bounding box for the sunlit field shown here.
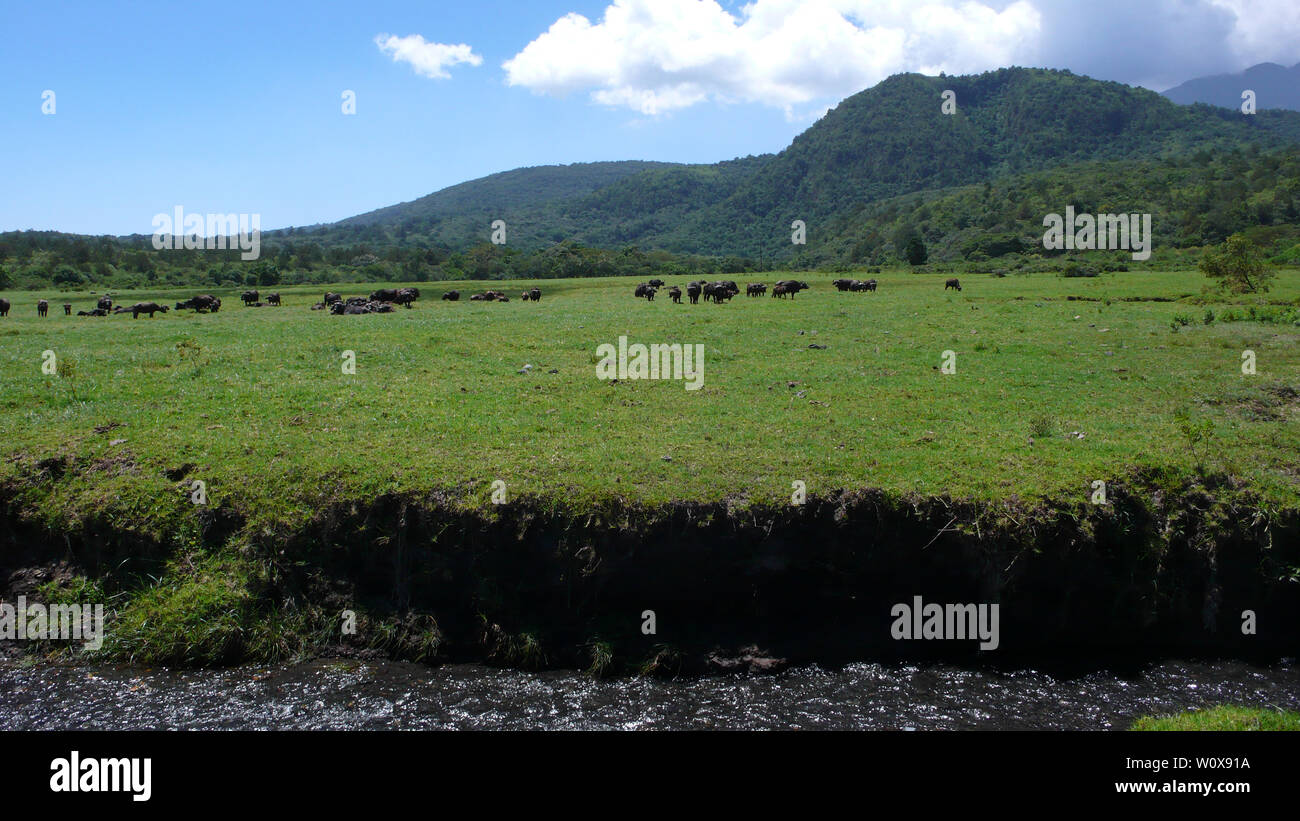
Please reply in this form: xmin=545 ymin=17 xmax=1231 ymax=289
xmin=1 ymin=269 xmax=1297 ymax=533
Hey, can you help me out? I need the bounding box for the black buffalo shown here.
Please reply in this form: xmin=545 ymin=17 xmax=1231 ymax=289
xmin=945 ymin=278 xmax=962 ymax=291
xmin=746 ymin=283 xmax=767 ymax=297
xmin=266 ymin=293 xmax=281 ymax=306
xmin=241 ymin=290 xmax=259 ymax=306
xmin=442 ymin=291 xmax=460 ymax=301
xmin=667 ymin=286 xmax=682 ymax=303
xmin=176 ymin=295 xmax=222 ymax=313
xmin=0 ymin=298 xmax=9 ymax=317
xmin=129 ymin=302 xmax=169 ymax=318
xmin=686 ymin=282 xmax=701 ymax=304
xmin=37 ymin=300 xmax=49 ymax=317
xmin=97 ymin=296 xmax=113 ymax=311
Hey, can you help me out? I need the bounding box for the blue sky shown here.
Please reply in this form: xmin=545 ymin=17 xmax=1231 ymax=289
xmin=2 ymin=0 xmax=1296 ymax=236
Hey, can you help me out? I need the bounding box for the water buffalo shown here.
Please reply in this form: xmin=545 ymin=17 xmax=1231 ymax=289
xmin=97 ymin=296 xmax=113 ymax=311
xmin=324 ymin=292 xmax=342 ymax=305
xmin=667 ymin=286 xmax=682 ymax=304
xmin=862 ymin=279 xmax=878 ymax=292
xmin=266 ymin=293 xmax=281 ymax=306
xmin=393 ymin=287 xmax=420 ymax=307
xmin=77 ymin=308 xmax=110 ymax=317
xmin=37 ymin=300 xmax=49 ymax=317
xmin=772 ymin=284 xmax=790 ymax=299
xmin=704 ymin=281 xmax=738 ymax=303
xmin=62 ymin=303 xmax=72 ymax=315
xmin=129 ymin=302 xmax=169 ymax=318
xmin=176 ymin=295 xmax=221 ymax=313
xmin=833 ymin=278 xmax=854 ymax=291
xmin=746 ymin=283 xmax=767 ymax=297
xmin=442 ymin=291 xmax=460 ymax=301
xmin=648 ymin=279 xmax=665 ymax=288
xmin=775 ymin=280 xmax=810 ymax=297
xmin=527 ymin=288 xmax=541 ymax=302
xmin=686 ymin=282 xmax=701 ymax=304
xmin=0 ymin=298 xmax=10 ymax=317
xmin=469 ymin=293 xmax=487 ymax=301
xmin=635 ymin=283 xmax=651 ymax=299
xmin=241 ymin=290 xmax=259 ymax=306
xmin=370 ymin=288 xmax=399 ymax=303
xmin=945 ymin=278 xmax=962 ymax=291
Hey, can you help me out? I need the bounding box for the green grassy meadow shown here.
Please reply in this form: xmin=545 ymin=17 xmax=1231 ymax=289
xmin=1 ymin=269 xmax=1298 ymax=535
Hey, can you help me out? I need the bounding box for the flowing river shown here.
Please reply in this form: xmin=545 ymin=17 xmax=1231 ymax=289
xmin=2 ymin=658 xmax=1297 ymax=730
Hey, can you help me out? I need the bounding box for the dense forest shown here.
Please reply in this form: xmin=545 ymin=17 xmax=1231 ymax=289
xmin=4 ymin=67 xmax=1300 ymax=290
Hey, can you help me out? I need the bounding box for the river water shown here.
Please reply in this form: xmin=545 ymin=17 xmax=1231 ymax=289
xmin=2 ymin=658 xmax=1296 ymax=730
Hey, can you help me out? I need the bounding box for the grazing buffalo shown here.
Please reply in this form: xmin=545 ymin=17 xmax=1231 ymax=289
xmin=0 ymin=298 xmax=10 ymax=317
xmin=704 ymin=281 xmax=739 ymax=303
xmin=129 ymin=302 xmax=169 ymax=318
xmin=97 ymin=296 xmax=113 ymax=311
xmin=176 ymin=295 xmax=221 ymax=313
xmin=442 ymin=291 xmax=460 ymax=301
xmin=266 ymin=293 xmax=281 ymax=306
xmin=37 ymin=300 xmax=49 ymax=317
xmin=686 ymin=282 xmax=701 ymax=304
xmin=667 ymin=286 xmax=682 ymax=304
xmin=746 ymin=283 xmax=767 ymax=297
xmin=62 ymin=303 xmax=72 ymax=315
xmin=648 ymin=279 xmax=665 ymax=288
xmin=945 ymin=278 xmax=962 ymax=291
xmin=324 ymin=292 xmax=342 ymax=306
xmin=241 ymin=290 xmax=259 ymax=306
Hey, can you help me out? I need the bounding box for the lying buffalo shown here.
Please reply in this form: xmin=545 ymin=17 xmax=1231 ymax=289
xmin=176 ymin=295 xmax=222 ymax=313
xmin=0 ymin=298 xmax=9 ymax=317
xmin=330 ymin=300 xmax=395 ymax=315
xmin=945 ymin=278 xmax=962 ymax=291
xmin=77 ymin=308 xmax=110 ymax=317
xmin=241 ymin=290 xmax=259 ymax=306
xmin=442 ymin=291 xmax=460 ymax=301
xmin=129 ymin=302 xmax=169 ymax=318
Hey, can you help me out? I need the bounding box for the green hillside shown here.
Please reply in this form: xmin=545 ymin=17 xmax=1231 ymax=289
xmin=6 ymin=67 xmax=1300 ymax=289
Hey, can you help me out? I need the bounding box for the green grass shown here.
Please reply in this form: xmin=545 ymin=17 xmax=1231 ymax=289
xmin=1131 ymin=706 xmax=1300 ymax=731
xmin=1 ymin=268 xmax=1298 ymax=535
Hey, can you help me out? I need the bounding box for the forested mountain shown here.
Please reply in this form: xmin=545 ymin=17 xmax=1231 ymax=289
xmin=5 ymin=67 xmax=1300 ymax=289
xmin=1162 ymin=62 xmax=1300 ymax=112
xmin=291 ymin=67 xmax=1300 ymax=259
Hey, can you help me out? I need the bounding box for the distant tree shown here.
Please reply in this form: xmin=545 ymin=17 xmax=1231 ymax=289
xmin=904 ymin=235 xmax=928 ymax=265
xmin=252 ymin=260 xmax=281 ymax=287
xmin=1199 ymin=233 xmax=1274 ymax=293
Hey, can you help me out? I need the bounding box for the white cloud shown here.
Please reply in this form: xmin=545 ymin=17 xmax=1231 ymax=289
xmin=502 ymin=0 xmax=1043 ymax=115
xmin=1207 ymin=0 xmax=1300 ymax=66
xmin=375 ymin=33 xmax=483 ymax=79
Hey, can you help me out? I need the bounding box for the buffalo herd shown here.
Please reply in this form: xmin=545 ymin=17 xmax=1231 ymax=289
xmin=4 ymin=277 xmax=971 ymax=322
